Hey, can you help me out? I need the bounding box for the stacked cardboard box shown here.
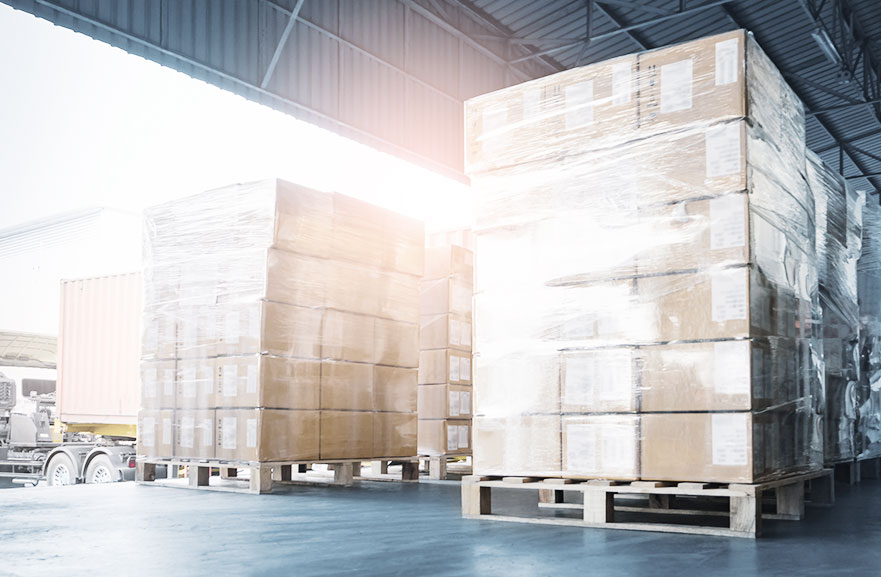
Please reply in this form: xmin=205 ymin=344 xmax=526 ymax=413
xmin=137 ymin=179 xmax=422 ymax=463
xmin=808 ymin=151 xmax=863 ymax=463
xmin=466 ymin=30 xmax=823 ymax=483
xmin=417 ymin=243 xmax=474 ymax=456
xmin=857 ymin=200 xmax=881 ymax=460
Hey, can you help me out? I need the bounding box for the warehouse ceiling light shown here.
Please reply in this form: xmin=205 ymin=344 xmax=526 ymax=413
xmin=811 ymin=26 xmax=843 ymax=66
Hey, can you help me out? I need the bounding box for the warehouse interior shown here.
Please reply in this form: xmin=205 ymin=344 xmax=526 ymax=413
xmin=4 ymin=0 xmax=881 ymax=575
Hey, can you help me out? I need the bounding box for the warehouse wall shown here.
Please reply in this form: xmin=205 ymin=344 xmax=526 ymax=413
xmin=1 ymin=0 xmax=551 ymax=179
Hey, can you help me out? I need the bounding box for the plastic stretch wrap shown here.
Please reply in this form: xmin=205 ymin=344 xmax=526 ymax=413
xmin=808 ymin=151 xmax=862 ymax=463
xmin=137 ymin=179 xmax=422 ymax=462
xmin=466 ymin=30 xmax=823 ymax=482
xmin=418 ymin=242 xmax=474 ymax=457
xmin=857 ymin=200 xmax=881 ymax=460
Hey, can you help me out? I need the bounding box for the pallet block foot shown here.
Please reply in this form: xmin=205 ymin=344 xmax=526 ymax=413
xmin=583 ymin=489 xmax=614 ymax=524
xmin=401 ymin=461 xmax=419 ymax=481
xmin=136 ymin=462 xmax=156 ymax=482
xmin=332 ymin=463 xmax=354 ymax=486
xmin=462 ymin=480 xmax=491 ymax=516
xmin=220 ymin=467 xmax=237 ymax=479
xmin=188 ymin=465 xmax=210 ymax=488
xmin=776 ymin=481 xmax=805 ymax=519
xmin=429 ymin=457 xmax=447 ymax=480
xmin=372 ymin=460 xmax=389 ymax=475
xmin=729 ymin=490 xmax=762 ymax=537
xmin=538 ymin=489 xmax=564 ymax=504
xmin=249 ymin=465 xmax=273 ymax=494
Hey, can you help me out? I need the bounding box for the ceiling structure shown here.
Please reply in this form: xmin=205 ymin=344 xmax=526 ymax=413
xmin=3 ymin=0 xmax=881 ymax=194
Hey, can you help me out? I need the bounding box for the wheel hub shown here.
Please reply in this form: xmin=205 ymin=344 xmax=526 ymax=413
xmin=92 ymin=465 xmax=113 ymax=484
xmin=52 ymin=464 xmax=71 ymax=486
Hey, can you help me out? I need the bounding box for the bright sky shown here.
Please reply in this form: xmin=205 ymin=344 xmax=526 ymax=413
xmin=0 ymin=4 xmax=471 ymax=231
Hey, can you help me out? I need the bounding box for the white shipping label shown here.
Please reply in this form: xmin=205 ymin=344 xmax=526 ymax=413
xmin=201 ymin=308 xmax=216 ymax=340
xmin=711 ymin=268 xmax=748 ymax=322
xmin=602 ymin=424 xmax=637 ymax=474
xmin=714 ymin=341 xmax=751 ymax=396
xmin=715 ymin=37 xmax=740 ymax=85
xmin=612 ymin=62 xmax=632 ymax=105
xmin=161 ymin=318 xmax=175 ymax=341
xmin=183 ymin=320 xmax=196 ymax=348
xmin=598 ymin=351 xmax=634 ymax=403
xmin=458 ymin=425 xmax=469 ymax=449
xmin=144 ymin=325 xmax=158 ymax=352
xmin=247 ymin=364 xmax=258 ymax=394
xmin=162 ymin=369 xmax=175 ymax=397
xmin=565 ymin=423 xmax=597 ymax=473
xmin=449 ymin=319 xmax=461 ymax=346
xmin=452 ymin=284 xmax=471 ymax=313
xmin=565 ymin=80 xmax=594 ymax=129
xmin=460 ymin=391 xmax=472 ymax=415
xmin=183 ymin=366 xmax=197 ymax=398
xmin=564 ymin=355 xmax=596 ymax=406
xmin=449 ymin=355 xmax=461 ymax=382
xmin=248 ymin=306 xmax=261 ymax=339
xmin=181 ymin=417 xmax=195 ymax=449
xmin=522 ymin=88 xmax=541 ymax=121
xmin=222 ymin=416 xmax=237 ymax=450
xmin=660 ymin=59 xmax=693 ymax=113
xmin=143 ymin=368 xmax=157 ymax=399
xmin=705 ymin=123 xmax=742 ymax=178
xmin=224 ymin=311 xmax=240 ymax=344
xmin=447 ymin=427 xmax=458 ymax=452
xmin=449 ymin=391 xmax=461 ymax=417
xmin=222 ymin=365 xmax=238 ymax=397
xmin=710 ymin=194 xmax=746 ymax=250
xmin=141 ymin=417 xmax=156 ymax=448
xmin=712 ymin=412 xmax=749 ymax=466
xmin=246 ymin=418 xmax=258 ymax=449
xmin=460 ymin=357 xmax=472 ymax=382
xmin=200 ymin=419 xmax=213 ymax=447
xmin=462 ymin=322 xmax=472 ymax=347
xmin=162 ymin=418 xmax=172 ymax=445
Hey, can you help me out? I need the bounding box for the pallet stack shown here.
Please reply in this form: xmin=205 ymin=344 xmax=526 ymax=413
xmin=465 ymin=30 xmax=823 ymax=485
xmin=857 ymin=199 xmax=881 ymax=463
xmin=137 ymin=179 xmax=422 ymax=478
xmin=417 ymin=241 xmax=474 ymax=474
xmin=808 ymin=151 xmax=863 ymax=466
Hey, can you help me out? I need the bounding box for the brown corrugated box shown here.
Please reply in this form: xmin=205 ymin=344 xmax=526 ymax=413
xmin=420 ymin=277 xmax=473 ymax=317
xmin=374 ymin=318 xmax=419 ymax=368
xmin=418 ymin=419 xmax=472 ymax=456
xmin=418 ymin=384 xmax=473 ymax=420
xmin=175 ymin=358 xmax=215 ymax=409
xmin=136 ymin=409 xmax=174 ymax=458
xmin=320 ymin=361 xmax=373 ymax=411
xmin=215 ymin=408 xmax=320 ymax=462
xmin=140 ymin=360 xmax=176 ymax=410
xmin=142 ymin=309 xmax=177 ymax=360
xmin=473 ymin=352 xmax=560 ymax=415
xmin=420 ymin=313 xmax=472 ymax=352
xmin=562 ymin=415 xmax=639 ymax=479
xmin=174 ymin=409 xmax=215 ymax=459
xmin=560 ymin=348 xmax=638 ymax=413
xmin=374 ymin=412 xmax=417 ymax=457
xmin=374 ymin=366 xmax=417 ymax=413
xmin=424 ymin=245 xmax=474 ymax=281
xmin=418 ymin=349 xmax=472 ymax=385
xmin=637 ymin=266 xmax=775 ymax=342
xmin=319 ymin=410 xmax=373 ymax=460
xmin=212 ymin=301 xmax=323 ymax=359
xmin=472 ymin=415 xmax=560 ymax=477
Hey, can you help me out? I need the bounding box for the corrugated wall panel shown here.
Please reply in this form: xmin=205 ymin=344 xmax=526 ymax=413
xmin=406 ymin=9 xmax=459 ymax=96
xmin=269 ymin=19 xmax=340 ymax=118
xmin=405 ymin=78 xmax=461 ymax=169
xmin=340 ymin=0 xmax=405 ymax=69
xmin=339 ymin=44 xmax=407 ymax=144
xmin=57 ymin=272 xmax=141 ymax=425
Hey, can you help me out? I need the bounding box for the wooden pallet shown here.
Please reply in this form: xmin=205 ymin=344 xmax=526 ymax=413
xmin=136 ymin=457 xmax=420 ymax=494
xmin=461 ymin=469 xmax=833 ymax=538
xmin=418 ymin=455 xmax=472 ymax=480
xmin=832 ymin=456 xmax=881 ymax=485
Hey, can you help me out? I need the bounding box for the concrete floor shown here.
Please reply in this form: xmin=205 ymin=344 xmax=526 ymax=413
xmin=2 ymin=478 xmax=880 ymax=577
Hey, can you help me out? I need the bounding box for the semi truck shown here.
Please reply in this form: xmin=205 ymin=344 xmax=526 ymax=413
xmin=0 ymin=272 xmax=142 ymax=486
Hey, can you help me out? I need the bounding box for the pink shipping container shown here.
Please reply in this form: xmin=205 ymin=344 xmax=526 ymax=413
xmin=57 ymin=272 xmax=141 ymax=429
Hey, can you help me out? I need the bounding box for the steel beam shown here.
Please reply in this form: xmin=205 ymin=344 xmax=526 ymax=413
xmin=260 ymin=0 xmax=304 ymax=88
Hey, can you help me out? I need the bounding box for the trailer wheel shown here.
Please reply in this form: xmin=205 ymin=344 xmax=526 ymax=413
xmin=46 ymin=454 xmax=76 ymax=486
xmin=85 ymin=455 xmax=116 ymax=484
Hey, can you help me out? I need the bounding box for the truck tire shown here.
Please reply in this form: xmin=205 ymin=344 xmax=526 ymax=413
xmin=46 ymin=454 xmax=76 ymax=486
xmin=85 ymin=455 xmax=116 ymax=484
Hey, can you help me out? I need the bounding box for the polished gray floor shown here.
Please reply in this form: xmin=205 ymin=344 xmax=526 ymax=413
xmin=2 ymin=477 xmax=880 ymax=577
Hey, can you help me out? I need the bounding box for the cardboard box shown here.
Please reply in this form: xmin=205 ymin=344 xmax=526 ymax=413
xmin=176 ymin=358 xmax=215 ymax=409
xmin=465 ymin=54 xmax=638 ymax=173
xmin=215 ymin=408 xmax=320 ymax=462
xmin=560 ymin=348 xmax=638 ymax=413
xmin=420 ymin=313 xmax=472 ymax=352
xmin=374 ymin=412 xmax=417 ymax=457
xmin=140 ymin=360 xmax=176 ymax=410
xmin=418 ymin=384 xmax=473 ymax=419
xmin=324 ymin=261 xmax=420 ymax=323
xmin=637 ymin=266 xmax=775 ymax=342
xmin=136 ymin=409 xmax=174 ymax=458
xmin=214 ymin=301 xmax=324 ymax=359
xmin=320 ymin=361 xmax=373 ymax=411
xmin=374 ymin=366 xmax=417 ymax=413
xmin=418 ymin=349 xmax=472 ymax=385
xmin=640 ymin=410 xmax=816 ymax=483
xmin=319 ymin=410 xmax=374 ymax=460
xmin=418 ymin=419 xmax=472 ymax=456
xmin=321 ymin=310 xmax=373 ymax=363
xmin=177 ymin=306 xmax=217 ymax=359
xmin=174 ymin=409 xmax=215 ymax=459
xmin=420 ymin=277 xmax=472 ymax=317
xmin=562 ymin=415 xmax=639 ymax=479
xmin=472 ymin=415 xmax=561 ymax=477
xmin=424 ymin=245 xmax=473 ymax=282
xmin=374 ymin=318 xmax=419 ymax=368
xmin=213 ymin=355 xmax=321 ymax=410
xmin=473 ymin=352 xmax=560 ymax=415
xmin=141 ymin=309 xmax=177 ymax=360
